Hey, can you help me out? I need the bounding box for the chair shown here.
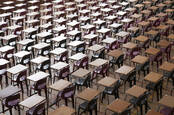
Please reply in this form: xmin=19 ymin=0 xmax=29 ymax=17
xmin=88 ymin=37 xmax=97 ymax=47
xmin=30 ymin=78 xmax=47 ymax=98
xmin=72 ymin=33 xmax=82 ymax=41
xmin=129 ymin=92 xmax=151 ymax=115
xmin=128 ymin=71 xmax=136 ymax=87
xmin=55 ymin=85 xmax=75 ymax=108
xmin=153 ymin=33 xmax=160 ymax=47
xmin=138 ymin=60 xmax=150 ymax=77
xmin=118 ymin=35 xmax=130 ymax=44
xmin=160 ymin=107 xmax=174 ymax=115
xmin=112 ymin=107 xmax=132 ymax=115
xmin=110 ymin=54 xmax=124 ymax=70
xmin=3 ymin=49 xmax=14 ymax=67
xmin=153 ymin=51 xmax=163 ymax=70
xmin=75 ymin=74 xmax=91 ymax=90
xmin=8 ymin=37 xmax=17 ymax=50
xmin=39 ymin=60 xmax=51 ymax=74
xmin=146 ymin=79 xmax=163 ymax=101
xmin=73 ymin=57 xmax=88 ymax=71
xmin=75 ymin=43 xmax=86 ymax=54
xmin=164 ymin=70 xmax=174 ymax=88
xmin=55 ymin=51 xmax=68 ymax=63
xmin=141 ymin=39 xmax=150 ymax=50
xmin=91 ymin=49 xmax=105 ymax=61
xmin=40 ymin=46 xmax=50 ymax=57
xmin=164 ymin=44 xmax=172 ymax=61
xmin=108 ymin=41 xmax=120 ymax=52
xmin=2 ymin=93 xmax=20 ymax=115
xmin=126 ymin=47 xmax=140 ymax=59
xmin=0 ymin=64 xmax=8 ymax=88
xmin=78 ymin=97 xmax=98 ymax=115
xmin=53 ymin=66 xmax=70 ymax=83
xmin=26 ymin=102 xmax=45 ymax=115
xmin=102 ymin=80 xmax=121 ymax=104
xmin=92 ymin=63 xmax=109 ymax=81
xmin=11 ymin=70 xmax=28 ymax=96
xmin=58 ymin=39 xmax=67 ymax=48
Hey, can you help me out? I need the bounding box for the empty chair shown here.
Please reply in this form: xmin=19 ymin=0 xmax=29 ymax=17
xmin=3 ymin=49 xmax=14 ymax=67
xmin=91 ymin=49 xmax=105 ymax=61
xmin=11 ymin=70 xmax=28 ymax=96
xmin=102 ymin=80 xmax=121 ymax=104
xmin=55 ymin=51 xmax=68 ymax=63
xmin=2 ymin=93 xmax=20 ymax=115
xmin=39 ymin=60 xmax=51 ymax=76
xmin=153 ymin=51 xmax=163 ymax=71
xmin=72 ymin=33 xmax=82 ymax=41
xmin=78 ymin=97 xmax=98 ymax=115
xmin=40 ymin=46 xmax=50 ymax=57
xmin=164 ymin=44 xmax=172 ymax=61
xmin=138 ymin=60 xmax=150 ymax=77
xmin=26 ymin=102 xmax=45 ymax=115
xmin=0 ymin=64 xmax=8 ymax=87
xmin=55 ymin=85 xmax=75 ymax=108
xmin=110 ymin=54 xmax=124 ymax=70
xmin=75 ymin=74 xmax=91 ymax=90
xmin=58 ymin=39 xmax=67 ymax=48
xmin=73 ymin=57 xmax=88 ymax=71
xmin=30 ymin=78 xmax=47 ymax=98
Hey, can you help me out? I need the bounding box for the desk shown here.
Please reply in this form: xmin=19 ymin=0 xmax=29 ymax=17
xmin=126 ymin=85 xmax=147 ymax=98
xmin=7 ymin=64 xmax=28 ymax=77
xmin=158 ymin=95 xmax=174 ymax=108
xmin=27 ymin=71 xmax=49 ymax=82
xmin=69 ymin=53 xmax=87 ymax=61
xmin=115 ymin=65 xmax=135 ymax=75
xmin=49 ymin=79 xmax=72 ymax=91
xmin=98 ymin=77 xmax=117 ymax=87
xmin=157 ymin=40 xmax=170 ymax=48
xmin=71 ymin=68 xmax=91 ymax=78
xmin=49 ymin=106 xmax=75 ymax=115
xmin=159 ymin=62 xmax=174 ymax=72
xmin=144 ymin=72 xmax=163 ymax=83
xmin=51 ymin=62 xmax=69 ymax=71
xmin=131 ymin=55 xmax=149 ymax=65
xmin=88 ymin=44 xmax=104 ymax=52
xmin=146 ymin=110 xmax=163 ymax=115
xmin=0 ymin=86 xmax=21 ymax=100
xmin=135 ymin=35 xmax=149 ymax=43
xmin=145 ymin=47 xmax=160 ymax=55
xmin=0 ymin=59 xmax=9 ymax=66
xmin=107 ymin=49 xmax=124 ymax=59
xmin=17 ymin=39 xmax=34 ymax=51
xmin=123 ymin=42 xmax=137 ymax=50
xmin=89 ymin=58 xmax=108 ymax=68
xmin=106 ymin=99 xmax=131 ymax=114
xmin=19 ymin=94 xmax=45 ymax=108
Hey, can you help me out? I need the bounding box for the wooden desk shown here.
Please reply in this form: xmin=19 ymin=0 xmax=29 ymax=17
xmin=7 ymin=64 xmax=28 ymax=76
xmin=159 ymin=95 xmax=174 ymax=108
xmin=49 ymin=79 xmax=72 ymax=91
xmin=159 ymin=61 xmax=174 ymax=72
xmin=126 ymin=85 xmax=147 ymax=98
xmin=71 ymin=68 xmax=91 ymax=78
xmin=88 ymin=44 xmax=104 ymax=52
xmin=168 ymin=34 xmax=174 ymax=40
xmin=123 ymin=42 xmax=137 ymax=50
xmin=0 ymin=86 xmax=21 ymax=100
xmin=51 ymin=62 xmax=68 ymax=71
xmin=89 ymin=58 xmax=108 ymax=67
xmin=49 ymin=106 xmax=75 ymax=115
xmin=131 ymin=55 xmax=149 ymax=64
xmin=115 ymin=65 xmax=135 ymax=75
xmin=116 ymin=31 xmax=129 ymax=38
xmin=107 ymin=49 xmax=124 ymax=59
xmin=145 ymin=47 xmax=160 ymax=55
xmin=19 ymin=94 xmax=45 ymax=108
xmin=69 ymin=53 xmax=87 ymax=61
xmin=27 ymin=71 xmax=49 ymax=82
xmin=77 ymin=88 xmax=100 ymax=101
xmin=106 ymin=99 xmax=131 ymax=114
xmin=144 ymin=72 xmax=163 ymax=83
xmin=135 ymin=35 xmax=149 ymax=43
xmin=157 ymin=40 xmax=170 ymax=48
xmin=98 ymin=77 xmax=117 ymax=87
xmin=146 ymin=110 xmax=163 ymax=115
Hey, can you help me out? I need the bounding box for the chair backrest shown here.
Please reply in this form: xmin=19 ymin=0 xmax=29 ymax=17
xmin=165 ymin=44 xmax=172 ymax=54
xmin=153 ymin=33 xmax=160 ymax=43
xmin=59 ymin=66 xmax=70 ymax=79
xmin=5 ymin=93 xmax=20 ymax=107
xmin=4 ymin=49 xmax=14 ymax=60
xmin=59 ymin=51 xmax=68 ymax=63
xmin=99 ymin=49 xmax=105 ymax=59
xmin=128 ymin=70 xmax=136 ymax=81
xmin=40 ymin=60 xmax=50 ymax=72
xmin=110 ymin=41 xmax=119 ymax=50
xmin=41 ymin=46 xmax=50 ymax=56
xmin=30 ymin=102 xmax=45 ymax=115
xmin=61 ymin=85 xmax=75 ymax=98
xmin=59 ymin=39 xmax=67 ymax=48
xmin=34 ymin=78 xmax=47 ymax=90
xmin=80 ymin=56 xmax=88 ymax=69
xmin=113 ymin=80 xmax=121 ymax=92
xmin=76 ymin=43 xmax=85 ymax=53
xmin=155 ymin=51 xmax=162 ymax=61
xmin=102 ymin=63 xmax=109 ymax=74
xmin=74 ymin=33 xmax=82 ymax=41
xmin=116 ymin=54 xmax=124 ymax=66
xmin=20 ymin=54 xmax=30 ymax=65
xmin=89 ymin=37 xmax=97 ymax=46
xmin=25 ymin=42 xmax=34 ymax=51
xmin=87 ymin=97 xmax=98 ymax=110
xmin=16 ymin=70 xmax=27 ymax=82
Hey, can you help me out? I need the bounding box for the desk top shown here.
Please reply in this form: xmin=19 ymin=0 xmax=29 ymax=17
xmin=27 ymin=71 xmax=49 ymax=82
xmin=159 ymin=95 xmax=174 ymax=108
xmin=98 ymin=77 xmax=117 ymax=87
xmin=107 ymin=99 xmax=131 ymax=113
xmin=71 ymin=68 xmax=91 ymax=78
xmin=7 ymin=64 xmax=28 ymax=75
xmin=145 ymin=47 xmax=160 ymax=55
xmin=88 ymin=44 xmax=104 ymax=52
xmin=159 ymin=61 xmax=174 ymax=72
xmin=131 ymin=55 xmax=149 ymax=64
xmin=49 ymin=79 xmax=72 ymax=91
xmin=77 ymin=88 xmax=100 ymax=101
xmin=107 ymin=49 xmax=123 ymax=58
xmin=126 ymin=85 xmax=147 ymax=98
xmin=0 ymin=86 xmax=21 ymax=100
xmin=89 ymin=58 xmax=108 ymax=67
xmin=49 ymin=106 xmax=75 ymax=115
xmin=144 ymin=72 xmax=163 ymax=83
xmin=19 ymin=94 xmax=45 ymax=108
xmin=51 ymin=62 xmax=68 ymax=70
xmin=31 ymin=56 xmax=49 ymax=65
xmin=146 ymin=110 xmax=163 ymax=115
xmin=115 ymin=65 xmax=135 ymax=75
xmin=69 ymin=53 xmax=87 ymax=61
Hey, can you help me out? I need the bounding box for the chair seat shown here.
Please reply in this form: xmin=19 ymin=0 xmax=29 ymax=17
xmin=146 ymin=83 xmax=156 ymax=90
xmin=103 ymin=87 xmax=114 ymax=94
xmin=79 ymin=101 xmax=96 ymax=110
xmin=75 ymin=79 xmax=85 ymax=85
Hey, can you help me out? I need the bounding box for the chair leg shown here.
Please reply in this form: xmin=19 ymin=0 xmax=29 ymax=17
xmin=17 ymin=105 xmax=20 ymax=115
xmin=9 ymin=108 xmax=13 ymax=115
xmin=72 ymin=96 xmax=74 ymax=108
xmin=44 ymin=87 xmax=47 ymax=99
xmin=25 ymin=80 xmax=28 ymax=96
